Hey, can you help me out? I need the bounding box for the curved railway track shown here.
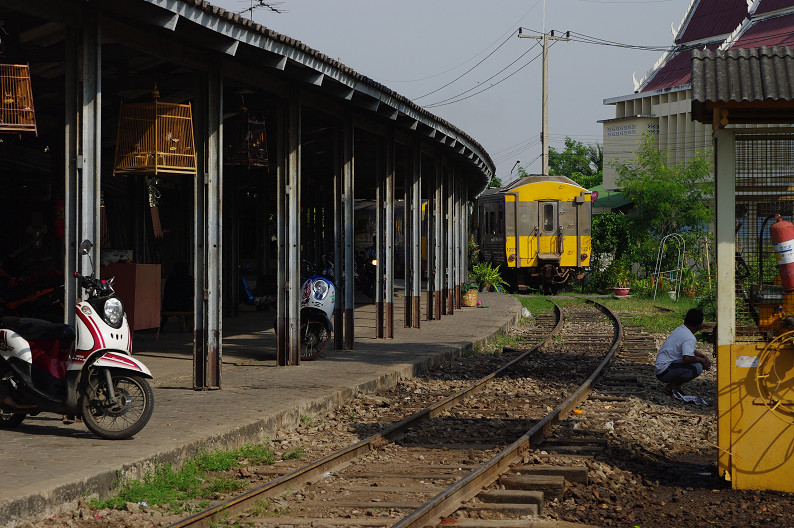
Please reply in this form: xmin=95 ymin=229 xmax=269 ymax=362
xmin=170 ymin=299 xmax=622 ymax=528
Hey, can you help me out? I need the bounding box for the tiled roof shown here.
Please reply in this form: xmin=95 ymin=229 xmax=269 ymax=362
xmin=677 ymin=0 xmax=748 ymax=44
xmin=691 ymin=46 xmax=794 ymax=123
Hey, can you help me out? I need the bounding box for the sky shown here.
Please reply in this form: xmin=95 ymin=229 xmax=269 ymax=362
xmin=213 ymin=0 xmax=693 ymax=183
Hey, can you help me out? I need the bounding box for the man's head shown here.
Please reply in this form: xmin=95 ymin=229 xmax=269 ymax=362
xmin=684 ymin=308 xmax=704 ymax=331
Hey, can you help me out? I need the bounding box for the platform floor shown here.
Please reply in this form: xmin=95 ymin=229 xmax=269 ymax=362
xmin=0 ymin=290 xmax=521 ymax=527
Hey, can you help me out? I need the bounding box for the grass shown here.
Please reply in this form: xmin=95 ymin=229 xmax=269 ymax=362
xmin=513 ymin=294 xmax=555 ymax=316
xmin=89 ymin=443 xmax=278 ymax=512
xmin=594 ymin=294 xmax=701 ymax=334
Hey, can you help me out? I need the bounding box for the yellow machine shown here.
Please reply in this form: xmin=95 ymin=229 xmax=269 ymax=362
xmin=477 ymin=175 xmax=592 ymax=291
xmin=717 ymin=159 xmax=794 ymax=492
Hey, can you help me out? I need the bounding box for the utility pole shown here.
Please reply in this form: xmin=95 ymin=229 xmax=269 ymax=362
xmin=518 ymin=24 xmax=569 ymax=175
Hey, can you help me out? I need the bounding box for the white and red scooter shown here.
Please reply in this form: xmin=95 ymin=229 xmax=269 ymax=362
xmin=0 ymin=240 xmax=154 ymax=439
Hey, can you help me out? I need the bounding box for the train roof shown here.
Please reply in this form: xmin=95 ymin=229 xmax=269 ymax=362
xmin=493 ymin=174 xmax=587 ymax=194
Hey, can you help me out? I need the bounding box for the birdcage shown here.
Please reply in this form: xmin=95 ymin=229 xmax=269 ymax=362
xmin=224 ymin=108 xmax=269 ymax=169
xmin=0 ymin=63 xmax=37 ymax=134
xmin=113 ymin=94 xmax=197 ymax=176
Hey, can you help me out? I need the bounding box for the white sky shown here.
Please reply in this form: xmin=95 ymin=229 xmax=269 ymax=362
xmin=213 ymin=0 xmax=693 ymax=182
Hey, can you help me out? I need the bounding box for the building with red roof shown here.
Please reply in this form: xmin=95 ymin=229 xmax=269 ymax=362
xmin=601 ymin=0 xmax=794 ymax=190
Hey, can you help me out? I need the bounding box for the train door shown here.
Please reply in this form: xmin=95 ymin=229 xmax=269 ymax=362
xmin=538 ymin=201 xmax=560 ymax=258
xmin=515 ymin=200 xmax=537 ymax=267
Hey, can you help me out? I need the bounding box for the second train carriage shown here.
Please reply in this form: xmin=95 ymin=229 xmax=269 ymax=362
xmin=476 ymin=174 xmax=592 ymax=291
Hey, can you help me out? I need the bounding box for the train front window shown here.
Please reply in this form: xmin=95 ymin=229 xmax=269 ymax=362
xmin=542 ymin=203 xmax=556 ymax=233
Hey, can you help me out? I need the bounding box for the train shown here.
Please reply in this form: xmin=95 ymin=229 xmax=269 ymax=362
xmin=475 ymin=174 xmax=593 ymax=292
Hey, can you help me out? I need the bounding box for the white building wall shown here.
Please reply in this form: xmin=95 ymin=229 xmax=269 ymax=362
xmin=601 ymin=88 xmax=712 ymax=191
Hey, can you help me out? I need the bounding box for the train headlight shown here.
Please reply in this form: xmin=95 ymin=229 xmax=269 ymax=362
xmin=508 ymin=254 xmax=516 ymax=262
xmin=580 ymin=253 xmax=588 ymax=261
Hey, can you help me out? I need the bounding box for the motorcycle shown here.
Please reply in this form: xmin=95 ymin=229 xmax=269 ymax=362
xmin=0 ymin=240 xmax=154 ymax=439
xmin=299 ymin=260 xmax=337 ymax=361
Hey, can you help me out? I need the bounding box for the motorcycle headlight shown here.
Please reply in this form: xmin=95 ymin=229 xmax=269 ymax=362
xmin=312 ymin=279 xmax=329 ymax=300
xmin=103 ymin=297 xmax=124 ymax=328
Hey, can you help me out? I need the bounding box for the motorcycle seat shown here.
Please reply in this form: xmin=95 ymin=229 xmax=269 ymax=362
xmin=0 ymin=316 xmax=75 ymax=342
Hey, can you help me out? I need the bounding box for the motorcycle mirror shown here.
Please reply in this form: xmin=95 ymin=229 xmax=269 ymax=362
xmin=79 ymin=240 xmax=94 ymax=255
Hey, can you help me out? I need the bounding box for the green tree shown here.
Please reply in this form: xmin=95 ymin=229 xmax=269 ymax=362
xmin=548 ymin=137 xmax=603 ymax=189
xmin=487 ymin=176 xmax=502 ymax=189
xmin=610 ymin=131 xmax=713 ymax=275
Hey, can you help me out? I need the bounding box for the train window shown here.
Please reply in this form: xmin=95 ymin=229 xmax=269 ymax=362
xmin=542 ymin=203 xmax=556 ymax=232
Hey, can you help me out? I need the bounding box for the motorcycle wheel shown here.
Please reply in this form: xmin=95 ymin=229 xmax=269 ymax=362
xmin=0 ymin=410 xmax=25 ymax=427
xmin=80 ymin=370 xmax=154 ymax=440
xmin=300 ymin=319 xmax=330 ymax=361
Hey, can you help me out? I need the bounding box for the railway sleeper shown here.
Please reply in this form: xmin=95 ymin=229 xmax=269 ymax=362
xmin=510 ymin=463 xmax=589 ymax=484
xmin=475 ymin=489 xmax=545 ymax=514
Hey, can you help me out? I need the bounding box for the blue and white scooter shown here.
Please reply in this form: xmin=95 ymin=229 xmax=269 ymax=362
xmin=299 ymin=261 xmax=337 ymax=360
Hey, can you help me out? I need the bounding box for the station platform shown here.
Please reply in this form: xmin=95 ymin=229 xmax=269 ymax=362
xmin=0 ymin=291 xmax=522 ymax=527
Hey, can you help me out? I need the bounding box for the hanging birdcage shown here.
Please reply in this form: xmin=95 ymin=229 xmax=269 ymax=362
xmin=224 ymin=107 xmax=269 ymax=169
xmin=113 ymin=91 xmax=197 ymax=176
xmin=0 ymin=63 xmax=37 ymax=134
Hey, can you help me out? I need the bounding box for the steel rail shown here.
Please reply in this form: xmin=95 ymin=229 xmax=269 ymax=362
xmin=169 ymin=302 xmax=563 ymax=528
xmin=392 ymin=298 xmax=623 ymax=528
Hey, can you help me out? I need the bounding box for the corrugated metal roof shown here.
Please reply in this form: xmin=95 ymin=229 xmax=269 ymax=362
xmin=733 ymin=12 xmax=794 ymax=48
xmin=677 ymin=0 xmax=748 ymax=44
xmin=691 ymin=46 xmax=794 ymax=121
xmin=148 ymin=0 xmax=496 ymax=180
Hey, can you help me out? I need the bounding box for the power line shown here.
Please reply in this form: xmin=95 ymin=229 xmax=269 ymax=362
xmin=424 ymin=42 xmax=541 ymax=107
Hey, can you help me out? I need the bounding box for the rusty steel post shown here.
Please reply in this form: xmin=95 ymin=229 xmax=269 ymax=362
xmin=276 ymin=103 xmax=287 ymax=365
xmin=385 ymin=132 xmax=395 ymax=338
xmin=333 ymin=127 xmax=344 ymax=350
xmin=412 ymin=145 xmax=422 ymax=328
xmin=287 ymin=94 xmax=301 ymax=364
xmin=343 ymin=116 xmax=355 ymax=349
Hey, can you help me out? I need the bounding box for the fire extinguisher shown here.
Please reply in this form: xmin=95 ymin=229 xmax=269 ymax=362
xmin=770 ymin=214 xmax=794 ymax=292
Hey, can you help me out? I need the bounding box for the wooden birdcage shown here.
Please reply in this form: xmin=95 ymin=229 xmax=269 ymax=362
xmin=113 ymin=93 xmax=197 ymax=176
xmin=224 ymin=108 xmax=269 ymax=169
xmin=0 ymin=63 xmax=37 ymax=135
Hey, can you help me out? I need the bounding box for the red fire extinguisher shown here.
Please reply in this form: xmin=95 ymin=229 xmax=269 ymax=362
xmin=770 ymin=214 xmax=794 ymax=292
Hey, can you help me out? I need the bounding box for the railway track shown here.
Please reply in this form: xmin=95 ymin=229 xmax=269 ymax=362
xmin=170 ymin=298 xmax=622 ymax=528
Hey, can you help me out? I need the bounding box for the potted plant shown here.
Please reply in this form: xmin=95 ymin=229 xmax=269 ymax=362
xmin=471 ymin=262 xmax=508 ymax=292
xmin=613 ymin=269 xmax=632 ymax=296
xmin=461 ymin=281 xmax=479 ymax=307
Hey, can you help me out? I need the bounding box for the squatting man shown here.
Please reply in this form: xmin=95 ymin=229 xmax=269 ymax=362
xmin=654 ymin=308 xmax=711 ymax=396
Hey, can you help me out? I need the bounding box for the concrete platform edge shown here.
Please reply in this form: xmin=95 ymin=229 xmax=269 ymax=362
xmin=2 ymin=302 xmax=522 ymax=527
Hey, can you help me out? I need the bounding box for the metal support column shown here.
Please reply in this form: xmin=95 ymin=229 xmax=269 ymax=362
xmin=287 ymin=95 xmax=301 ymax=364
xmin=375 ymin=142 xmax=385 ymax=338
xmin=404 ymin=149 xmax=412 ymax=328
xmin=78 ymin=10 xmax=101 ymax=275
xmin=63 ymin=28 xmax=79 ymax=327
xmin=446 ymin=166 xmax=454 ymax=315
xmin=411 ymin=145 xmax=422 ymax=328
xmin=333 ymin=127 xmax=344 ymax=350
xmin=193 ymin=61 xmax=223 ymax=389
xmin=343 ymin=117 xmax=355 ymax=348
xmin=434 ymin=161 xmax=443 ymax=318
xmin=385 ymin=132 xmax=395 ymax=338
xmin=454 ymin=170 xmax=462 ymax=309
xmin=276 ymin=104 xmax=287 ymax=364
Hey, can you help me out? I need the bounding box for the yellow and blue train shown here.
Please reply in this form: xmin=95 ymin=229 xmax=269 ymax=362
xmin=476 ymin=174 xmax=592 ymax=292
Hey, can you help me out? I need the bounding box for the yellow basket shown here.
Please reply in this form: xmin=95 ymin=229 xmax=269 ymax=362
xmin=462 ymin=288 xmax=478 ymax=307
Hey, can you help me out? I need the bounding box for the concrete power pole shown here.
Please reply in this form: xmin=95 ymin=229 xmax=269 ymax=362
xmin=518 ymin=28 xmax=569 ymax=175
